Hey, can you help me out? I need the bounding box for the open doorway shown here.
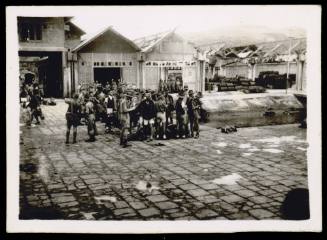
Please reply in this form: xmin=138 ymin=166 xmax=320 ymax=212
xmin=94 ymin=67 xmax=121 ymax=86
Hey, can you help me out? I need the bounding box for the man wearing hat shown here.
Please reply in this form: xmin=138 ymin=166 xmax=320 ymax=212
xmin=65 ymin=93 xmax=81 ymax=144
xmin=118 ymin=91 xmax=135 ymax=147
xmin=175 ymin=90 xmax=189 ymax=138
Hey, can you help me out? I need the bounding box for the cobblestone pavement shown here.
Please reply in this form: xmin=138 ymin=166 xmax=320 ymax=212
xmin=19 ymin=100 xmax=308 ymax=220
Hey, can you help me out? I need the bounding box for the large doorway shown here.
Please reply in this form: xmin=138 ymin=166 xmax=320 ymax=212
xmin=94 ymin=67 xmax=121 ymax=86
xmin=19 ymin=51 xmax=63 ymax=98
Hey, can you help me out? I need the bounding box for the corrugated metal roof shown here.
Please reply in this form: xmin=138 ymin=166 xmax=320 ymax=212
xmin=133 ymin=30 xmax=174 ymax=53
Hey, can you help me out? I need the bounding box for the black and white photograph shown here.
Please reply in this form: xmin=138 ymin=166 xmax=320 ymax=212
xmin=6 ymin=5 xmax=322 ymax=233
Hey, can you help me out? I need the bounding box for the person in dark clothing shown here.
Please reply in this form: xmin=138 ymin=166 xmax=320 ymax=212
xmin=164 ymin=91 xmax=174 ymax=125
xmin=175 ymin=90 xmax=189 ymax=138
xmin=188 ymin=91 xmax=202 ymax=138
xmin=138 ymin=92 xmax=156 ymax=141
xmin=65 ymin=93 xmax=81 ymax=144
xmin=186 ymin=90 xmax=196 ymax=137
xmin=27 ymin=89 xmax=41 ymax=124
xmin=105 ymin=90 xmax=117 ymax=133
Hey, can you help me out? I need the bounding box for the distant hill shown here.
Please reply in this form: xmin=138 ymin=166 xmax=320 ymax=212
xmin=179 ymin=25 xmax=306 ymax=47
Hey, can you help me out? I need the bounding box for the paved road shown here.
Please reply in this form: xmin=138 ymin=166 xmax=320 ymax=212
xmin=19 ymin=100 xmax=308 ymax=220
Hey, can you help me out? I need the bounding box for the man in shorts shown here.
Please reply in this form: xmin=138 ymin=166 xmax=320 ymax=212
xmin=175 ymin=90 xmax=189 ymax=138
xmin=85 ymin=94 xmax=97 ymax=142
xmin=138 ymin=92 xmax=156 ymax=141
xmin=65 ymin=93 xmax=81 ymax=144
xmin=155 ymin=94 xmax=167 ymax=139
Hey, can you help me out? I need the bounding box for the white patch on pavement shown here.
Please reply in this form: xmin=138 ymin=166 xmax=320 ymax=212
xmin=239 ymin=143 xmax=251 ymax=149
xmin=212 ymin=173 xmax=243 ymax=185
xmin=296 ymin=147 xmax=307 ymax=151
xmin=253 ymin=136 xmax=306 ymax=144
xmin=242 ymin=152 xmax=253 ymax=157
xmin=262 ymin=148 xmax=283 ymax=153
xmin=212 ymin=142 xmax=227 ymax=147
xmin=81 ymin=212 xmax=97 ymax=220
xmin=94 ymin=195 xmax=117 ymax=203
xmin=248 ymin=147 xmax=260 ymax=152
xmin=216 ymin=150 xmax=222 ymax=154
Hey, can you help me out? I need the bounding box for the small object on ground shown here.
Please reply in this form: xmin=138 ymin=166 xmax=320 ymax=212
xmin=146 ymin=182 xmax=152 ymax=188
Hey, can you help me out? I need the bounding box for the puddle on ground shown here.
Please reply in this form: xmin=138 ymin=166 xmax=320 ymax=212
xmin=135 ymin=180 xmax=160 ymax=193
xmin=253 ymin=136 xmax=305 ymax=144
xmin=242 ymin=152 xmax=253 ymax=157
xmin=216 ymin=150 xmax=222 ymax=154
xmin=212 ymin=173 xmax=244 ymax=185
xmin=212 ymin=142 xmax=227 ymax=147
xmin=262 ymin=148 xmax=284 ymax=153
xmin=94 ymin=196 xmax=117 ymax=204
xmin=239 ymin=143 xmax=252 ymax=149
xmin=296 ymin=147 xmax=306 ymax=151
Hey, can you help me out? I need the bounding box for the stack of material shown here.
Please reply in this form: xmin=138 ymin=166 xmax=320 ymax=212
xmin=255 ymin=71 xmax=295 ymax=89
xmin=214 ymin=76 xmax=265 ymax=93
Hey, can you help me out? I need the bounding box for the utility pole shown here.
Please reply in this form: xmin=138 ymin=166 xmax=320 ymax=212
xmin=286 ymin=38 xmax=292 ymax=94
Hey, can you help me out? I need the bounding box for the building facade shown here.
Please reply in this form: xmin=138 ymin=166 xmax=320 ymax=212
xmin=72 ymin=29 xmax=206 ymax=92
xmin=18 ymin=17 xmax=85 ymax=97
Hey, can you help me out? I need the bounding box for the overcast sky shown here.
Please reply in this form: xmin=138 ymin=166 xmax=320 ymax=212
xmin=11 ymin=5 xmax=317 ymax=40
xmin=70 ymin=5 xmax=314 ymax=40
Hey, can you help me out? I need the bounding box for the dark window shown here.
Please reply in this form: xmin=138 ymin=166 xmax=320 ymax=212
xmin=81 ymin=62 xmax=85 ymax=66
xmin=108 ymin=62 xmax=111 ymax=66
xmin=129 ymin=62 xmax=133 ymax=66
xmin=19 ymin=22 xmax=42 ymax=41
xmin=94 ymin=62 xmax=97 ymax=66
xmin=115 ymin=62 xmax=118 ymax=66
xmin=101 ymin=62 xmax=104 ymax=66
xmin=122 ymin=62 xmax=126 ymax=66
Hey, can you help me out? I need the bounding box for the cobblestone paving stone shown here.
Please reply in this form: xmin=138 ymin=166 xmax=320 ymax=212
xmin=19 ymin=100 xmax=308 ymax=220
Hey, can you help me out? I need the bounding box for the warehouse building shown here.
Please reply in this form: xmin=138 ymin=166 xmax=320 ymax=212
xmin=203 ymin=38 xmax=307 ymax=92
xmin=72 ymin=28 xmax=206 ymax=92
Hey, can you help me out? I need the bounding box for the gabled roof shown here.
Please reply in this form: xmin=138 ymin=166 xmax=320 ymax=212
xmin=66 ymin=21 xmax=86 ymax=36
xmin=72 ymin=26 xmax=140 ymax=52
xmin=133 ymin=29 xmax=175 ymax=53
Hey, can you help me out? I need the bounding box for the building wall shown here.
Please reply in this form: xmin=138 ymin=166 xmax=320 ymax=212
xmin=75 ymin=30 xmax=139 ymax=87
xmin=77 ymin=52 xmax=138 ymax=86
xmin=224 ymin=64 xmax=249 ymax=78
xmin=143 ymin=33 xmax=200 ymax=91
xmin=18 ymin=17 xmax=65 ymax=49
xmin=65 ymin=24 xmax=83 ymax=50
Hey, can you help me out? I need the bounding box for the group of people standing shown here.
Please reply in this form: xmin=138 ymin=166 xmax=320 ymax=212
xmin=65 ymin=81 xmax=203 ymax=147
xmin=158 ymin=77 xmax=183 ymax=93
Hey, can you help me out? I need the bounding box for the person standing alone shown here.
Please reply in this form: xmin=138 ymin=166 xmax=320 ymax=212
xmin=65 ymin=93 xmax=81 ymax=144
